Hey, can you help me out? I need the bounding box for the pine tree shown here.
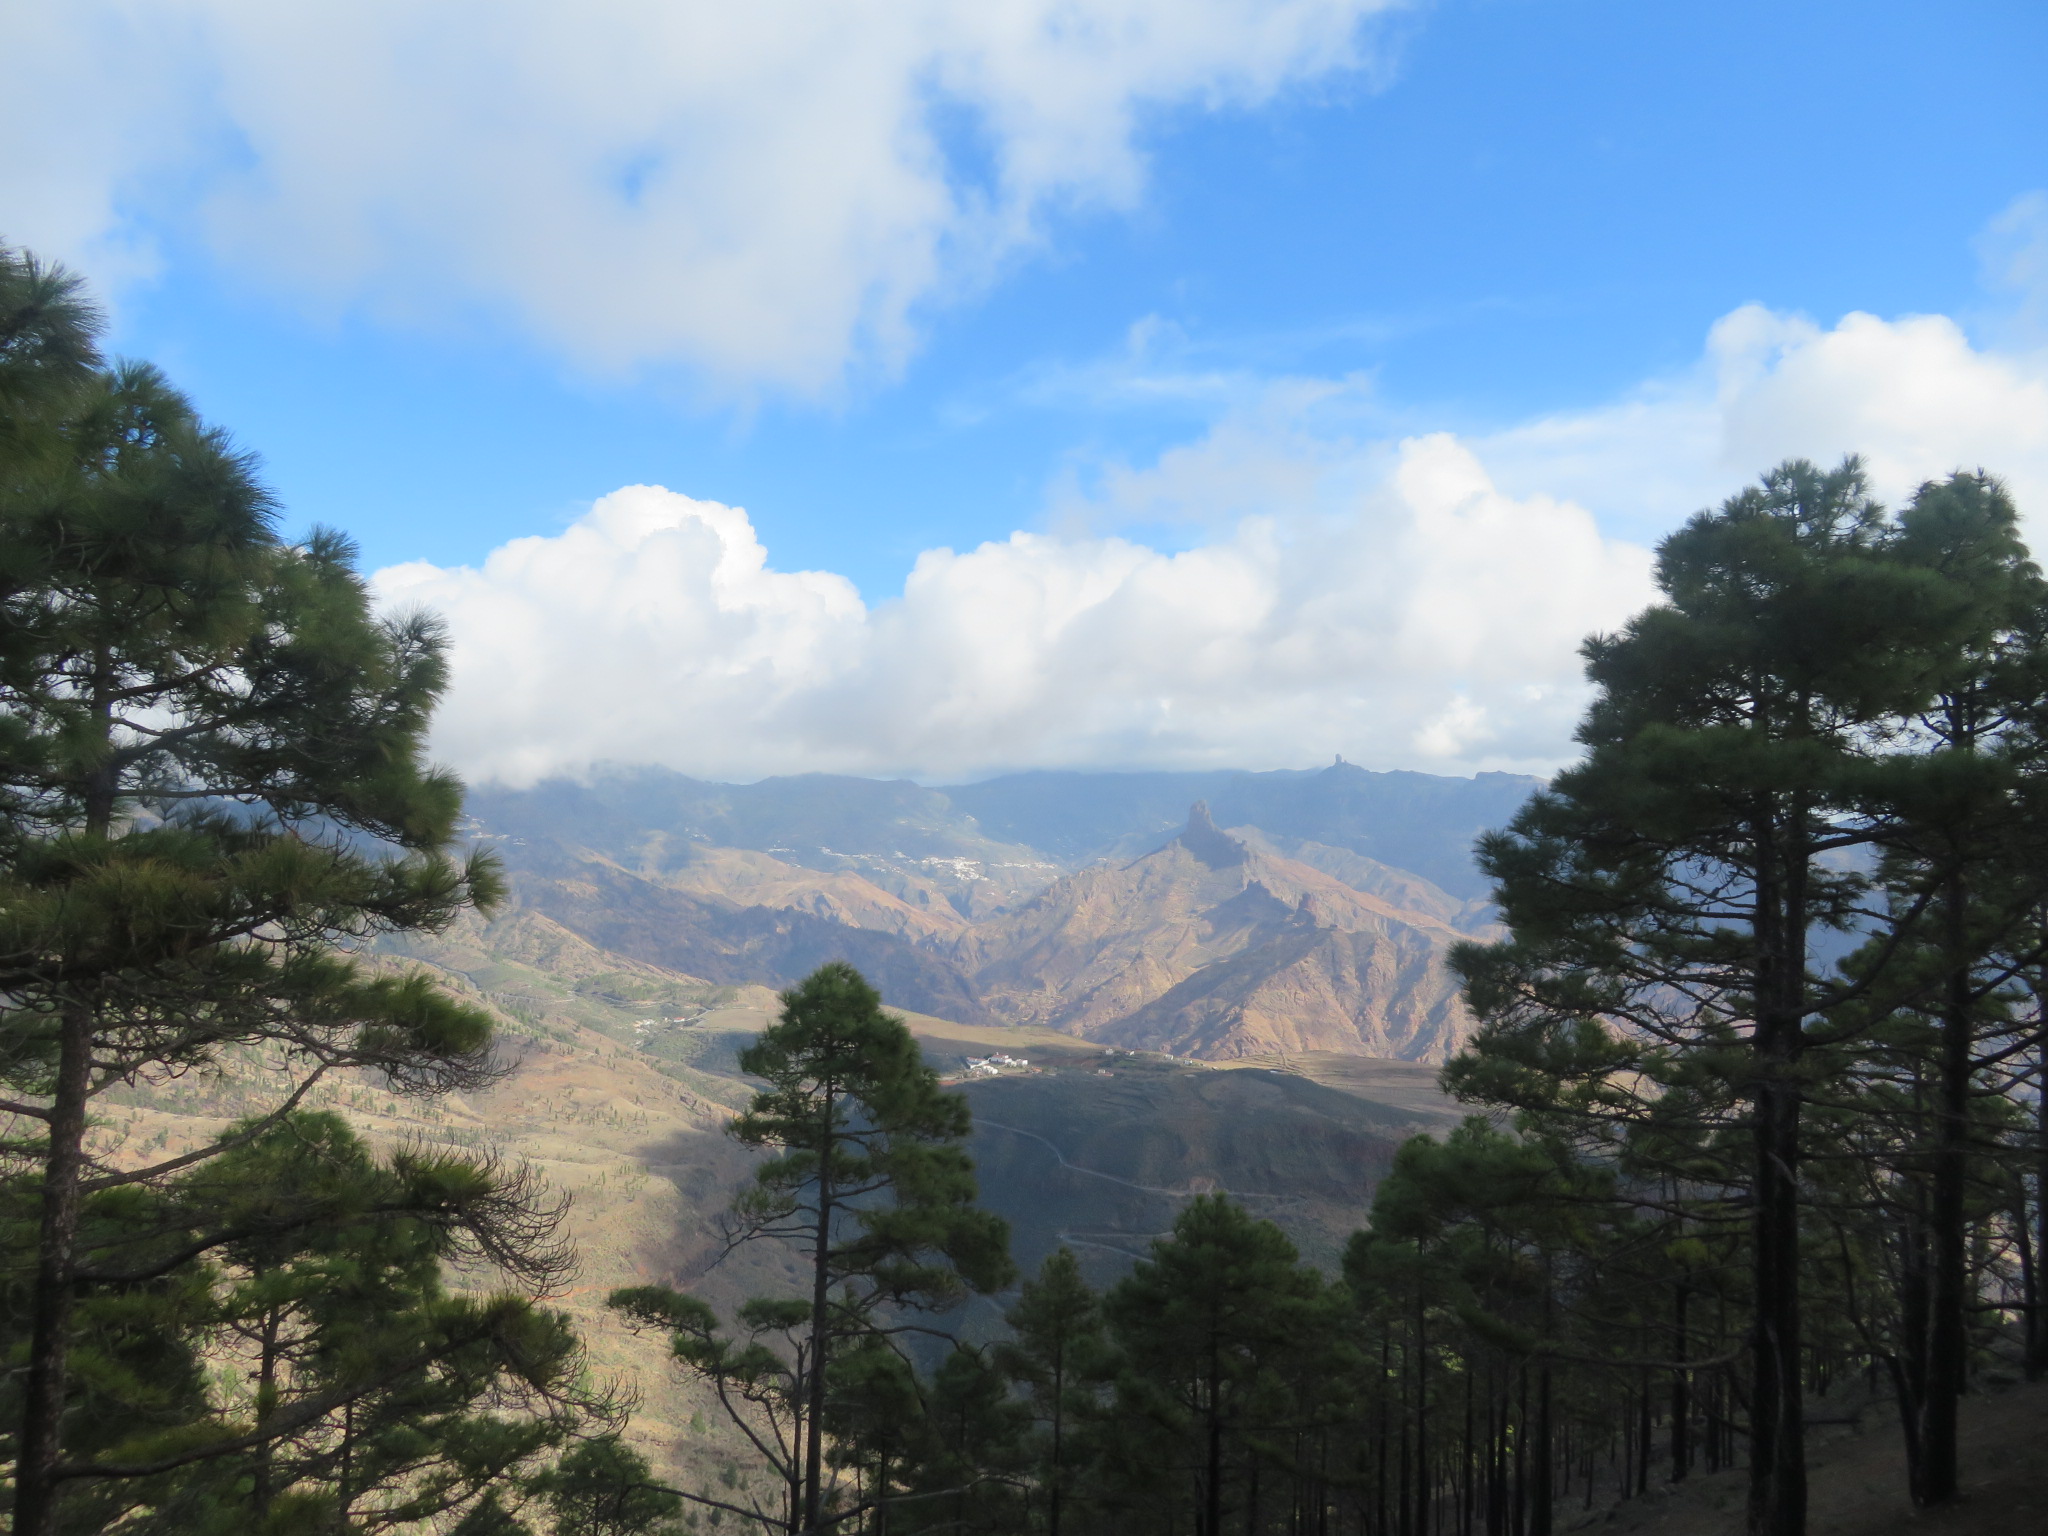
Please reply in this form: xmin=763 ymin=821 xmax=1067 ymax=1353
xmin=536 ymin=1436 xmax=686 ymax=1536
xmin=0 ymin=1111 xmax=599 ymax=1534
xmin=1103 ymin=1197 xmax=1340 ymax=1536
xmin=612 ymin=962 xmax=1012 ymax=1535
xmin=896 ymin=1346 xmax=1029 ymax=1536
xmin=0 ymin=244 xmax=503 ymax=1536
xmin=1852 ymin=470 xmax=2048 ymax=1501
xmin=1446 ymin=459 xmax=2025 ymax=1535
xmin=822 ymin=1336 xmax=929 ymax=1529
xmin=995 ymin=1250 xmax=1109 ymax=1536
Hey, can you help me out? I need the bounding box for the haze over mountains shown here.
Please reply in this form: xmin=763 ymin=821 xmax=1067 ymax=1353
xmin=462 ymin=762 xmax=1536 ymax=1062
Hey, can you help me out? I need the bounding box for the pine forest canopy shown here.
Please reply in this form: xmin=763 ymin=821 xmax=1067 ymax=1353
xmin=5 ymin=240 xmax=2048 ymax=1536
xmin=0 ymin=246 xmax=599 ymax=1533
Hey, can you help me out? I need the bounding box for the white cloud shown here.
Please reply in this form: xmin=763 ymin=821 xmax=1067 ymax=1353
xmin=2 ymin=0 xmax=1397 ymax=391
xmin=379 ymin=293 xmax=2048 ymax=787
xmin=377 ymin=439 xmax=1651 ymax=785
xmin=1476 ymin=302 xmax=2048 ymax=543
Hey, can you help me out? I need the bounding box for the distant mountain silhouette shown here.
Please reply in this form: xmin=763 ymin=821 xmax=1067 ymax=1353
xmin=944 ymin=762 xmax=1539 ymax=899
xmin=473 ymin=760 xmax=1539 ymax=900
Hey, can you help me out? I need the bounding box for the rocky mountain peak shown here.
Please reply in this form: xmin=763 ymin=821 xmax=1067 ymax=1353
xmin=1178 ymin=799 xmax=1247 ymax=869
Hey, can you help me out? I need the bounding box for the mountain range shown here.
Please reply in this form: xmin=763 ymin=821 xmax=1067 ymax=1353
xmin=461 ymin=762 xmax=1535 ymax=1062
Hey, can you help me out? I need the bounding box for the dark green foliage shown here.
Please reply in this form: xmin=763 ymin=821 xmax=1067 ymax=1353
xmin=729 ymin=963 xmax=1013 ymax=1319
xmin=0 ymin=1112 xmax=600 ymax=1534
xmin=994 ymin=1250 xmax=1108 ymax=1536
xmin=612 ymin=962 xmax=1013 ymax=1535
xmin=1447 ymin=461 xmax=1958 ymax=1535
xmin=536 ymin=1437 xmax=686 ymax=1536
xmin=1101 ymin=1197 xmax=1348 ymax=1536
xmin=825 ymin=1343 xmax=1029 ymax=1536
xmin=821 ymin=1337 xmax=929 ymax=1513
xmin=0 ymin=244 xmax=567 ymax=1536
xmin=449 ymin=1490 xmax=535 ymax=1536
xmin=909 ymin=1346 xmax=1030 ymax=1533
xmin=1444 ymin=459 xmax=2048 ymax=1534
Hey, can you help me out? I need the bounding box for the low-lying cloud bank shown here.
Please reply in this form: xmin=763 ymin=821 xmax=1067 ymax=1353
xmin=377 ymin=300 xmax=2048 ymax=787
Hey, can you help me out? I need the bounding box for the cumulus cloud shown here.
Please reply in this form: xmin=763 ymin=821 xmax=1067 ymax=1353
xmin=2 ymin=0 xmax=1396 ymax=391
xmin=1476 ymin=303 xmax=2048 ymax=542
xmin=376 ymin=437 xmax=1650 ymax=785
xmin=378 ymin=294 xmax=2048 ymax=787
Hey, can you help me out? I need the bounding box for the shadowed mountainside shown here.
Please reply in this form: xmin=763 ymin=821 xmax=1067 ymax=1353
xmin=955 ymin=1054 xmax=1460 ymax=1288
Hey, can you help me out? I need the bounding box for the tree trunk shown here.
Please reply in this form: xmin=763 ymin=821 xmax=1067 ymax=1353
xmin=1747 ymin=1065 xmax=1807 ymax=1536
xmin=14 ymin=1004 xmax=94 ymax=1536
xmin=2030 ymin=1008 xmax=2048 ymax=1382
xmin=1745 ymin=811 xmax=1808 ymax=1536
xmin=338 ymin=1399 xmax=355 ymax=1525
xmin=1049 ymin=1348 xmax=1066 ymax=1536
xmin=1634 ymin=1372 xmax=1650 ymax=1497
xmin=1462 ymin=1362 xmax=1474 ymax=1536
xmin=1510 ymin=1368 xmax=1525 ymax=1536
xmin=804 ymin=1086 xmax=836 ymax=1535
xmin=1918 ymin=907 xmax=1975 ymax=1505
xmin=1376 ymin=1326 xmax=1390 ymax=1536
xmin=1670 ymin=1285 xmax=1690 ymax=1481
xmin=1207 ymin=1373 xmax=1225 ymax=1536
xmin=1414 ymin=1292 xmax=1429 ymax=1536
xmin=2014 ymin=1186 xmax=2037 ymax=1384
xmin=1398 ymin=1411 xmax=1411 ymax=1536
xmin=253 ymin=1300 xmax=282 ymax=1517
xmin=16 ymin=675 xmax=116 ymax=1536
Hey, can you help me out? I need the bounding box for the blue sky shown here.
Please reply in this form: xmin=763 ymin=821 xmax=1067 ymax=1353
xmin=8 ymin=0 xmax=2048 ymax=782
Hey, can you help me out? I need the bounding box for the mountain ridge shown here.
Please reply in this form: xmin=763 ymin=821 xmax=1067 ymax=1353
xmin=464 ymin=764 xmax=1531 ymax=1061
xmin=955 ymin=803 xmax=1475 ymax=1058
xmin=469 ymin=760 xmax=1539 ymax=905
